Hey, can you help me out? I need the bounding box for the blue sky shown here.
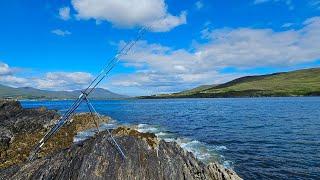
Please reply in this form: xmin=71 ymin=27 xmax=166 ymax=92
xmin=0 ymin=0 xmax=320 ymax=96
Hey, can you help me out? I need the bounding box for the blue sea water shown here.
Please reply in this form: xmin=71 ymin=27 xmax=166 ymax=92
xmin=21 ymin=97 xmax=320 ymax=179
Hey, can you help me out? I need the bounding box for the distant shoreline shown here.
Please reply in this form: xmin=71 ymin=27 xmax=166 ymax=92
xmin=10 ymin=95 xmax=320 ymax=101
xmin=138 ymin=94 xmax=320 ymax=99
xmin=141 ymin=68 xmax=320 ymax=99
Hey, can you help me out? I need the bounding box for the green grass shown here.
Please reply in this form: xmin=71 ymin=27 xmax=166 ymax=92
xmin=144 ymin=68 xmax=320 ymax=98
xmin=177 ymin=85 xmax=218 ymax=95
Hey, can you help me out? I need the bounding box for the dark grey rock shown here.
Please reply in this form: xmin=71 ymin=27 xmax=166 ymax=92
xmin=5 ymin=131 xmax=242 ymax=180
xmin=0 ymin=127 xmax=12 ymax=151
xmin=0 ymin=100 xmax=59 ymax=137
xmin=0 ymin=100 xmax=242 ymax=180
xmin=0 ymin=100 xmax=59 ymax=160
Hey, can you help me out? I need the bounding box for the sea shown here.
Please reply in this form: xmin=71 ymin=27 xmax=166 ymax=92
xmin=21 ymin=97 xmax=320 ymax=180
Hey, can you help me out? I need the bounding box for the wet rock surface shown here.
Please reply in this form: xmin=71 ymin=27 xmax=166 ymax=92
xmin=3 ymin=130 xmax=242 ymax=180
xmin=0 ymin=100 xmax=242 ymax=180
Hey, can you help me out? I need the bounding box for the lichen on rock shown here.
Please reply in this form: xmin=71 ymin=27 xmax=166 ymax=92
xmin=112 ymin=126 xmax=159 ymax=149
xmin=1 ymin=129 xmax=242 ymax=180
xmin=0 ymin=101 xmax=242 ymax=180
xmin=0 ymin=100 xmax=109 ymax=169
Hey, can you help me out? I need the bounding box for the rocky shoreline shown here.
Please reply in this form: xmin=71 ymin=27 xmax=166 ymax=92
xmin=0 ymin=100 xmax=242 ymax=180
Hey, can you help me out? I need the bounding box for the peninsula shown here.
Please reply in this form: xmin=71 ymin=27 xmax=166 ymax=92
xmin=141 ymin=68 xmax=320 ymax=98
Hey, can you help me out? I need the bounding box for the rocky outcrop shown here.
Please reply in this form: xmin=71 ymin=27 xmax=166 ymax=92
xmin=0 ymin=100 xmax=242 ymax=180
xmin=0 ymin=100 xmax=60 ymax=168
xmin=112 ymin=126 xmax=159 ymax=149
xmin=2 ymin=129 xmax=241 ymax=180
xmin=0 ymin=100 xmax=59 ymax=152
xmin=0 ymin=100 xmax=59 ymax=134
xmin=0 ymin=100 xmax=109 ymax=169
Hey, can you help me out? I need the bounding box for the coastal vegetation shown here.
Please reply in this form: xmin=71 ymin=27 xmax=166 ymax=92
xmin=142 ymin=68 xmax=320 ymax=98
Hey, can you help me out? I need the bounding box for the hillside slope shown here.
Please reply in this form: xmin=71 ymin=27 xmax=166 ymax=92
xmin=144 ymin=68 xmax=320 ymax=98
xmin=0 ymin=85 xmax=128 ymax=100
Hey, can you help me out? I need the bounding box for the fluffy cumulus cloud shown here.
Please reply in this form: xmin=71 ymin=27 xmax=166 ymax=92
xmin=0 ymin=62 xmax=93 ymax=91
xmin=51 ymin=29 xmax=72 ymax=36
xmin=34 ymin=72 xmax=92 ymax=90
xmin=200 ymin=16 xmax=320 ymax=67
xmin=71 ymin=0 xmax=187 ymax=32
xmin=2 ymin=17 xmax=320 ymax=95
xmin=109 ymin=71 xmax=242 ymax=95
xmin=109 ymin=41 xmax=245 ymax=94
xmin=109 ymin=16 xmax=320 ymax=94
xmin=0 ymin=62 xmax=29 ymax=87
xmin=59 ymin=7 xmax=71 ymax=20
xmin=0 ymin=62 xmax=17 ymax=76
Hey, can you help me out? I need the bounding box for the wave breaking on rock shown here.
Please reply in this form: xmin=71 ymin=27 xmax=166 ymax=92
xmin=0 ymin=100 xmax=242 ymax=180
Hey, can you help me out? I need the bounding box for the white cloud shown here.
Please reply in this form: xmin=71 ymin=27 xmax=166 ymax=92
xmin=0 ymin=62 xmax=16 ymax=76
xmin=2 ymin=16 xmax=320 ymax=95
xmin=34 ymin=72 xmax=92 ymax=90
xmin=109 ymin=70 xmax=243 ymax=95
xmin=254 ymin=0 xmax=270 ymax=4
xmin=0 ymin=75 xmax=30 ymax=87
xmin=109 ymin=16 xmax=320 ymax=94
xmin=0 ymin=62 xmax=93 ymax=91
xmin=281 ymin=22 xmax=294 ymax=28
xmin=71 ymin=0 xmax=187 ymax=32
xmin=195 ymin=1 xmax=204 ymax=9
xmin=0 ymin=63 xmax=29 ymax=87
xmin=254 ymin=0 xmax=294 ymax=10
xmin=310 ymin=0 xmax=320 ymax=9
xmin=199 ymin=17 xmax=320 ymax=67
xmin=124 ymin=16 xmax=320 ymax=70
xmin=59 ymin=7 xmax=71 ymax=20
xmin=51 ymin=29 xmax=71 ymax=36
xmin=110 ymin=41 xmax=246 ymax=94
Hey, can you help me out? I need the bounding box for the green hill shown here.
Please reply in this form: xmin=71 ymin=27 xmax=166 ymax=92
xmin=143 ymin=68 xmax=320 ymax=98
xmin=0 ymin=85 xmax=129 ymax=100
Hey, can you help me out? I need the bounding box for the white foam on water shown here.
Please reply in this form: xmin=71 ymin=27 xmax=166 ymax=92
xmin=74 ymin=120 xmax=233 ymax=169
xmin=74 ymin=130 xmax=96 ymax=143
xmin=74 ymin=116 xmax=119 ymax=143
xmin=136 ymin=124 xmax=174 ymax=139
xmin=136 ymin=124 xmax=159 ymax=133
xmin=100 ymin=123 xmax=116 ymax=129
xmin=223 ymin=160 xmax=233 ymax=169
xmin=155 ymin=132 xmax=168 ymax=137
xmin=134 ymin=123 xmax=233 ymax=169
xmin=163 ymin=138 xmax=175 ymax=142
xmin=215 ymin=145 xmax=228 ymax=151
xmin=180 ymin=140 xmax=212 ymax=161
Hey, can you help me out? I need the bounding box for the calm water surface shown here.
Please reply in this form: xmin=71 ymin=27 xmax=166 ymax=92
xmin=22 ymin=97 xmax=320 ymax=180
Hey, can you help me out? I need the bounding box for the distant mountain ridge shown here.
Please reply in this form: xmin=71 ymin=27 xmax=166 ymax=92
xmin=141 ymin=67 xmax=320 ymax=98
xmin=0 ymin=84 xmax=128 ymax=100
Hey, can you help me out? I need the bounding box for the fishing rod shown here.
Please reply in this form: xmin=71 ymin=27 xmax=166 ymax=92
xmin=29 ymin=27 xmax=149 ymax=161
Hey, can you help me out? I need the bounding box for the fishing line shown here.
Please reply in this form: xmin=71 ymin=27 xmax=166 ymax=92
xmin=29 ymin=26 xmax=149 ymax=160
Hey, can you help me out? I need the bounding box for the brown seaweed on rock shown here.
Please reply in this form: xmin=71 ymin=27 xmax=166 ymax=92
xmin=0 ymin=100 xmax=109 ymax=169
xmin=0 ymin=100 xmax=242 ymax=180
xmin=112 ymin=126 xmax=159 ymax=149
xmin=2 ymin=129 xmax=242 ymax=180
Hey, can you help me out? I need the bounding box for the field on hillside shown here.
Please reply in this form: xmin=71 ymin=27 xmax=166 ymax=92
xmin=144 ymin=68 xmax=320 ymax=98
